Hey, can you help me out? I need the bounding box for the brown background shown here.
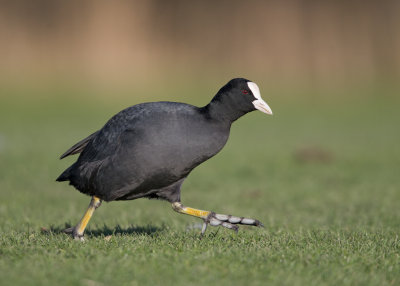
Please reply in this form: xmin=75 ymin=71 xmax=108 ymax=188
xmin=1 ymin=0 xmax=399 ymax=93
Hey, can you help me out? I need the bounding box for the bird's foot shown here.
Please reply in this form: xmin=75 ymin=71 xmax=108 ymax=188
xmin=62 ymin=196 xmax=101 ymax=241
xmin=63 ymin=227 xmax=85 ymax=241
xmin=201 ymin=212 xmax=263 ymax=236
xmin=172 ymin=202 xmax=263 ymax=237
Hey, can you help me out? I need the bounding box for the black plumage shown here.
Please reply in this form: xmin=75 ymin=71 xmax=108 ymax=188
xmin=57 ymin=78 xmax=272 ymax=239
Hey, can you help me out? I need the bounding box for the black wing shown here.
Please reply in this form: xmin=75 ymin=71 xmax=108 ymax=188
xmin=59 ymin=131 xmax=99 ymax=159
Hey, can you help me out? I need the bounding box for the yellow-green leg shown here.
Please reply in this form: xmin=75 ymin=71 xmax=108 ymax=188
xmin=172 ymin=202 xmax=263 ymax=236
xmin=64 ymin=196 xmax=102 ymax=240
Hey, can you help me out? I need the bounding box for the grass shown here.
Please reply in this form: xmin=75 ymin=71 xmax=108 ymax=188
xmin=0 ymin=84 xmax=399 ymax=285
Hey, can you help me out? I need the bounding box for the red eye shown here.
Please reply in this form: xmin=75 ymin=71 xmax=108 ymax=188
xmin=242 ymin=90 xmax=249 ymax=94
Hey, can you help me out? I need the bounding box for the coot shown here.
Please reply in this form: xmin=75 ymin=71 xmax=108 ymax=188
xmin=57 ymin=78 xmax=272 ymax=239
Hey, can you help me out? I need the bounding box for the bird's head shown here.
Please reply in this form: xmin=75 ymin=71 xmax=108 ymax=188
xmin=210 ymin=78 xmax=272 ymax=121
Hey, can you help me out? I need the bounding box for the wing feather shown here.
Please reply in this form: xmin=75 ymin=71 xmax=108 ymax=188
xmin=59 ymin=131 xmax=99 ymax=159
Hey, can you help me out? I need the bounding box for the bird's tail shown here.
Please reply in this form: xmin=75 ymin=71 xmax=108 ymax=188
xmin=56 ymin=165 xmax=74 ymax=182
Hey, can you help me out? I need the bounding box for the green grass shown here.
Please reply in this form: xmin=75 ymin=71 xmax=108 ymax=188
xmin=0 ymin=85 xmax=399 ymax=285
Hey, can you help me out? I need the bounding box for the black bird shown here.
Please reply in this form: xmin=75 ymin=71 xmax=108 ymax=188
xmin=57 ymin=78 xmax=273 ymax=240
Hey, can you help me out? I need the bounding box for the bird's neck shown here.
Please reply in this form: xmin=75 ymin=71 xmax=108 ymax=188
xmin=203 ymin=96 xmax=250 ymax=123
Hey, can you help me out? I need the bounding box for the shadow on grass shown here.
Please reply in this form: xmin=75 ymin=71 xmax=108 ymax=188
xmin=87 ymin=224 xmax=163 ymax=237
xmin=43 ymin=223 xmax=164 ymax=237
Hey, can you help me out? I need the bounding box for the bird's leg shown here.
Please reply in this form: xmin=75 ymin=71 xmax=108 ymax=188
xmin=64 ymin=196 xmax=102 ymax=241
xmin=171 ymin=202 xmax=263 ymax=236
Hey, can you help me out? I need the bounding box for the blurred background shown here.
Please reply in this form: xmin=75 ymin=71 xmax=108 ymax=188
xmin=1 ymin=0 xmax=399 ymax=215
xmin=1 ymin=0 xmax=400 ymax=223
xmin=1 ymin=0 xmax=399 ymax=93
